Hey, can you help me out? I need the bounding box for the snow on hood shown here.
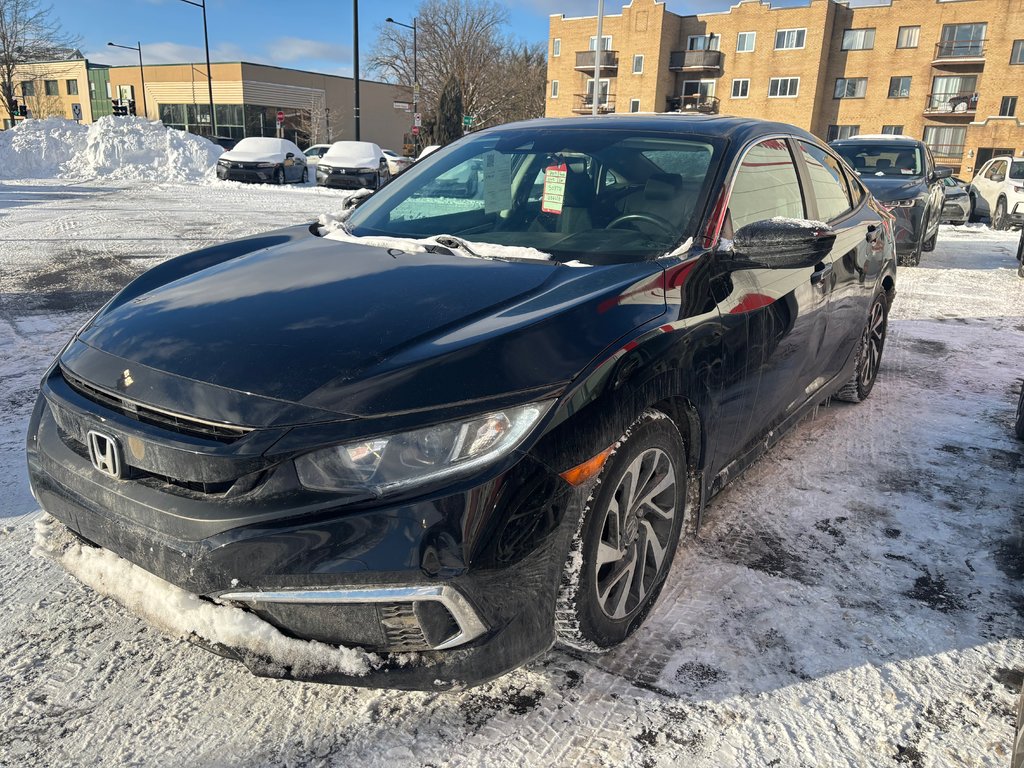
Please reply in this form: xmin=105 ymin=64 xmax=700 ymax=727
xmin=221 ymin=138 xmax=298 ymax=164
xmin=32 ymin=514 xmax=381 ymax=678
xmin=0 ymin=116 xmax=222 ymax=181
xmin=321 ymin=141 xmax=382 ymax=168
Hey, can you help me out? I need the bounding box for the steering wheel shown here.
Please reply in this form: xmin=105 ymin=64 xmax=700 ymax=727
xmin=606 ymin=213 xmax=677 ymax=239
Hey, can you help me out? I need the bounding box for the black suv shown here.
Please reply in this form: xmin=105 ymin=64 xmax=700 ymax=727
xmin=831 ymin=135 xmax=951 ymax=266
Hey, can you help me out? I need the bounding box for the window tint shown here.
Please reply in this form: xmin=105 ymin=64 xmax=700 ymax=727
xmin=798 ymin=142 xmax=853 ymax=221
xmin=729 ymin=139 xmax=805 ymax=231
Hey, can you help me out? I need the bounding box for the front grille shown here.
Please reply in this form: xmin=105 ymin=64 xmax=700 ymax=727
xmin=379 ymin=603 xmax=430 ymax=651
xmin=60 ymin=367 xmax=252 ymax=443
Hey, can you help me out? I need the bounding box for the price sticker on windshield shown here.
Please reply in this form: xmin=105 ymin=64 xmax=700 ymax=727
xmin=542 ymin=163 xmax=568 ymax=214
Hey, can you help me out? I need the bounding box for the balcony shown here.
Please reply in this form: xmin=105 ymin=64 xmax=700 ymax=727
xmin=572 ymin=93 xmax=616 ymax=114
xmin=666 ymin=94 xmax=720 ymax=114
xmin=926 ymin=144 xmax=966 ymax=165
xmin=668 ymin=50 xmax=725 ymax=73
xmin=574 ymin=50 xmax=618 ymax=73
xmin=932 ymin=40 xmax=986 ymax=66
xmin=923 ymin=91 xmax=978 ymax=116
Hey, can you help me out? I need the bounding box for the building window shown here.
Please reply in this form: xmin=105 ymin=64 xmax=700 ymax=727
xmin=881 ymin=125 xmax=904 ymax=135
xmin=826 ymin=125 xmax=860 ymax=141
xmin=928 ymin=74 xmax=977 ymax=111
xmin=769 ymin=77 xmax=800 ymax=97
xmin=834 ymin=78 xmax=867 ymax=99
xmin=731 ymin=79 xmax=750 ymax=99
xmin=688 ymin=34 xmax=720 ymax=51
xmin=630 ymin=98 xmax=641 ymax=113
xmin=888 ymin=76 xmax=911 ymax=98
xmin=551 ymin=80 xmax=559 ymax=98
xmin=774 ymin=29 xmax=806 ymax=50
xmin=896 ymin=26 xmax=920 ymax=49
xmin=632 ymin=54 xmax=644 ymax=74
xmin=586 ymin=78 xmax=611 ymax=106
xmin=938 ymin=23 xmax=987 ymax=58
xmin=1000 ymin=96 xmax=1018 ymax=117
xmin=736 ymin=32 xmax=756 ymax=52
xmin=923 ymin=125 xmax=967 ymax=160
xmin=842 ymin=29 xmax=875 ymax=50
xmin=1011 ymin=40 xmax=1024 ymax=64
xmin=21 ymin=80 xmax=35 ymax=97
xmin=589 ymin=35 xmax=612 ymax=51
xmin=44 ymin=80 xmax=58 ymax=96
xmin=66 ymin=79 xmax=78 ymax=96
xmin=552 ymin=38 xmax=560 ymax=57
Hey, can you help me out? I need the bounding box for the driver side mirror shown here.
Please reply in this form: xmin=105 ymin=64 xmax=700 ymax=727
xmin=932 ymin=166 xmax=953 ymax=181
xmin=721 ymin=218 xmax=837 ymax=270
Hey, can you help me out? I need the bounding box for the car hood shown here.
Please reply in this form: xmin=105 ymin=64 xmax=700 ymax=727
xmin=220 ymin=150 xmax=284 ymax=164
xmin=857 ymin=175 xmax=926 ymax=201
xmin=70 ymin=227 xmax=667 ymax=426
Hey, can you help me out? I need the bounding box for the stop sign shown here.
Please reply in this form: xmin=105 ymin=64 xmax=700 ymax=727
xmin=276 ymin=110 xmax=285 ymax=125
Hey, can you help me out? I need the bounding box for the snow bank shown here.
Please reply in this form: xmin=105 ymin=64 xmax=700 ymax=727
xmin=0 ymin=116 xmax=222 ymax=182
xmin=32 ymin=514 xmax=380 ymax=678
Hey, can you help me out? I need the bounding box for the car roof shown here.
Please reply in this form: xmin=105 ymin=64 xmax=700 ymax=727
xmin=477 ymin=114 xmax=820 ymax=146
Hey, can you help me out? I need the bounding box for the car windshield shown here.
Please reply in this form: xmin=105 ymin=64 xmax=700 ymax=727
xmin=833 ymin=143 xmax=923 ymax=177
xmin=1011 ymin=161 xmax=1024 ymax=180
xmin=344 ymin=128 xmax=722 ymax=263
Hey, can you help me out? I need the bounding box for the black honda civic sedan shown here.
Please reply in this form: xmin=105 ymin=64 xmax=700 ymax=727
xmin=27 ymin=115 xmax=896 ymax=690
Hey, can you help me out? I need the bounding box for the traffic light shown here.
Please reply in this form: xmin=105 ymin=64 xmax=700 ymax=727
xmin=12 ymin=100 xmax=27 ymax=117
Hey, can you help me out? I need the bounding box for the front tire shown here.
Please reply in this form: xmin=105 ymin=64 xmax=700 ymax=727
xmin=1015 ymin=383 xmax=1024 ymax=441
xmin=968 ymin=193 xmax=981 ymax=223
xmin=301 ymin=166 xmax=308 ymax=184
xmin=835 ymin=292 xmax=888 ymax=403
xmin=994 ymin=198 xmax=1009 ymax=231
xmin=922 ymin=213 xmax=937 ymax=252
xmin=274 ymin=167 xmax=285 ymax=185
xmin=555 ymin=410 xmax=686 ymax=652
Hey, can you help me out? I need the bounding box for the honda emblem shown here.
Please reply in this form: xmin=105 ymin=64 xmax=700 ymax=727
xmin=87 ymin=430 xmax=123 ymax=479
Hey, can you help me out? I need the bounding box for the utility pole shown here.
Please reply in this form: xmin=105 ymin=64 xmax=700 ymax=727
xmin=179 ymin=0 xmax=217 ymax=136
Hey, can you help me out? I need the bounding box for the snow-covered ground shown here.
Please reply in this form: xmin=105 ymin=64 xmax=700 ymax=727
xmin=0 ymin=179 xmax=1021 ymax=767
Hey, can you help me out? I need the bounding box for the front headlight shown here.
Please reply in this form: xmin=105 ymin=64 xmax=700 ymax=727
xmin=217 ymin=159 xmax=230 ymax=167
xmin=318 ymin=165 xmax=331 ymax=173
xmin=882 ymin=199 xmax=916 ymax=209
xmin=295 ymin=401 xmax=553 ymax=496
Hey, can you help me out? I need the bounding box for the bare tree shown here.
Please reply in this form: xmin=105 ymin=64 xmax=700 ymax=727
xmin=0 ymin=0 xmax=79 ymax=120
xmin=370 ymin=0 xmax=545 ymax=137
xmin=435 ymin=76 xmax=463 ymax=146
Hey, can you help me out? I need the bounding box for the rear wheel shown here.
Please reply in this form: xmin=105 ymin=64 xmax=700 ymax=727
xmin=994 ymin=198 xmax=1009 ymax=230
xmin=835 ymin=292 xmax=888 ymax=403
xmin=555 ymin=410 xmax=686 ymax=652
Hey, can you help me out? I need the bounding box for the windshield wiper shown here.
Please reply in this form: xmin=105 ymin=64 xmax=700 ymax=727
xmin=431 ymin=235 xmax=484 ymax=259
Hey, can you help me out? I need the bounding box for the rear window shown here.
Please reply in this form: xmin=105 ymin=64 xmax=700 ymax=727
xmin=833 ymin=143 xmax=923 ymax=177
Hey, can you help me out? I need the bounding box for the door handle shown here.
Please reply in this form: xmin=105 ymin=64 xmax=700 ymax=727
xmin=810 ymin=261 xmax=833 ymax=285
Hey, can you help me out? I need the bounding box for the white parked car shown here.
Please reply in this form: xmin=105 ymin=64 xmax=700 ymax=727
xmin=316 ymin=141 xmax=390 ymax=190
xmin=417 ymin=144 xmax=441 ymax=161
xmin=303 ymin=144 xmax=333 ymax=167
xmin=216 ymin=137 xmax=307 ymax=184
xmin=968 ymin=155 xmax=1024 ymax=230
xmin=382 ymin=148 xmax=413 ymax=175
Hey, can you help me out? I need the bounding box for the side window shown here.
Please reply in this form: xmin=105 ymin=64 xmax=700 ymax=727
xmin=845 ymin=172 xmax=865 ymax=206
xmin=728 ymin=139 xmax=805 ymax=231
xmin=986 ymin=161 xmax=1006 ymax=181
xmin=798 ymin=141 xmax=853 ymax=221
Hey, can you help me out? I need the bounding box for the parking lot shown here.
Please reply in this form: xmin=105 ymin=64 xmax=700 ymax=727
xmin=1 ymin=178 xmax=1022 ymax=767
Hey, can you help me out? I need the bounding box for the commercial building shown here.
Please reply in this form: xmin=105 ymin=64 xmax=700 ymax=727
xmin=1 ymin=55 xmax=112 ymax=128
xmin=3 ymin=57 xmax=409 ymax=150
xmin=546 ymin=0 xmax=1024 ymax=175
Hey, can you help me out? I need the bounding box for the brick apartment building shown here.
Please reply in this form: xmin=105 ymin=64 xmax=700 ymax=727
xmin=546 ymin=0 xmax=1024 ymax=176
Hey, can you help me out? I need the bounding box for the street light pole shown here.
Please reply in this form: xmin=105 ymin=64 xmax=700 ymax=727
xmin=107 ymin=41 xmax=148 ymax=117
xmin=593 ymin=0 xmax=605 ymax=117
xmin=179 ymin=0 xmax=217 ymax=137
xmin=353 ymin=0 xmax=360 ymax=140
xmin=385 ymin=17 xmax=417 ymax=113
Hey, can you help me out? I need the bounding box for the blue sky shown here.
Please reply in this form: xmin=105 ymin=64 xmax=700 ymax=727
xmin=57 ymin=0 xmax=816 ymax=77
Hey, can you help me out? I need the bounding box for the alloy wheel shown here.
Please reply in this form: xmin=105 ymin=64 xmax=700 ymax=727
xmin=593 ymin=448 xmax=678 ymax=621
xmin=859 ymin=299 xmax=886 ymax=388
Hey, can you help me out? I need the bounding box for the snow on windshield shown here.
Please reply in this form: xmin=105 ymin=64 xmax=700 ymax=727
xmin=323 ymin=141 xmax=382 ymax=167
xmin=232 ymin=137 xmax=292 ymax=155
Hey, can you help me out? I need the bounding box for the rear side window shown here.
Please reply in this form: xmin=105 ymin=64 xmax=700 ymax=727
xmin=728 ymin=139 xmax=805 ymax=231
xmin=798 ymin=141 xmax=853 ymax=221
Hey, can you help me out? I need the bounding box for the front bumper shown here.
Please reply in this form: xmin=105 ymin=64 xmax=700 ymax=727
xmin=941 ymin=196 xmax=970 ymax=224
xmin=1009 ymin=198 xmax=1024 ymax=226
xmin=316 ymin=170 xmax=378 ymax=189
xmin=26 ymin=374 xmax=580 ymax=689
xmin=217 ymin=164 xmax=277 ymax=183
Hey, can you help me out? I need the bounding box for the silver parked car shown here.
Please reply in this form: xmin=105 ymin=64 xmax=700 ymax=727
xmin=939 ymin=176 xmax=970 ymax=225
